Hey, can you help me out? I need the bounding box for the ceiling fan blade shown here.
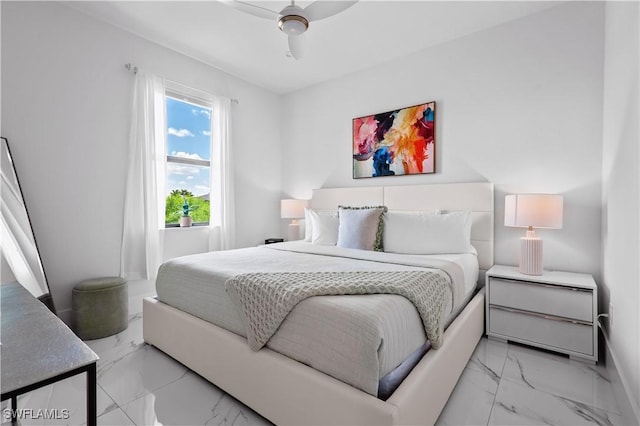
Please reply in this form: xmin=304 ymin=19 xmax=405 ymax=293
xmin=219 ymin=0 xmax=279 ymax=20
xmin=288 ymin=34 xmax=305 ymax=60
xmin=304 ymin=1 xmax=358 ymax=22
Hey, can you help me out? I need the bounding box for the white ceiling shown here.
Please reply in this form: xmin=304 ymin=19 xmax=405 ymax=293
xmin=66 ymin=1 xmax=560 ymax=94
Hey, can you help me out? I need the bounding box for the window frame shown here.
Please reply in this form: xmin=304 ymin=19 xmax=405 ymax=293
xmin=164 ymin=88 xmax=213 ymax=228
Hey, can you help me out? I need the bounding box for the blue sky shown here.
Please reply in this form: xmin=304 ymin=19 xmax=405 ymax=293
xmin=166 ymin=97 xmax=212 ymax=197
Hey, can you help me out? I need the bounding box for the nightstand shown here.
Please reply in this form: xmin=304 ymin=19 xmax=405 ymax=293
xmin=264 ymin=238 xmax=284 ymax=244
xmin=486 ymin=265 xmax=598 ymax=363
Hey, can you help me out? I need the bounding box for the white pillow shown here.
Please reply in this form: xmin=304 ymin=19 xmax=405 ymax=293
xmin=304 ymin=208 xmax=338 ymax=242
xmin=383 ymin=211 xmax=474 ymax=255
xmin=308 ymin=209 xmax=339 ymax=245
xmin=304 ymin=208 xmax=313 ymax=241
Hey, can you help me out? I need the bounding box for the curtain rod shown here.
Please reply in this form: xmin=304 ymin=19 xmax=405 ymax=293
xmin=124 ymin=62 xmax=239 ymax=105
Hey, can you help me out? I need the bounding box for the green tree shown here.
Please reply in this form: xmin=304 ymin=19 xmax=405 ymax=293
xmin=189 ymin=197 xmax=210 ymax=223
xmin=165 ymin=191 xmax=210 ymax=225
xmin=170 ymin=189 xmax=194 ymax=197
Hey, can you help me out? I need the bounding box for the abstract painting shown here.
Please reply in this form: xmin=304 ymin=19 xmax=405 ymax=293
xmin=353 ymin=101 xmax=436 ymax=178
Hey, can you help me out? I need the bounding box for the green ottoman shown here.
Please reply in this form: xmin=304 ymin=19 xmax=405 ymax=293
xmin=72 ymin=277 xmax=128 ymax=340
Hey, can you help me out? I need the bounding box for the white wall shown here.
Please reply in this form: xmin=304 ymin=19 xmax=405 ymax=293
xmin=1 ymin=1 xmax=282 ymax=319
xmin=601 ymin=1 xmax=640 ymax=420
xmin=281 ymin=2 xmax=605 ymax=278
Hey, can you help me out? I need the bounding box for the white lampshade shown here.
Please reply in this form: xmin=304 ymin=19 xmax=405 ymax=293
xmin=280 ymin=199 xmax=309 ymax=219
xmin=504 ymin=194 xmax=563 ymax=229
xmin=504 ymin=194 xmax=563 ymax=275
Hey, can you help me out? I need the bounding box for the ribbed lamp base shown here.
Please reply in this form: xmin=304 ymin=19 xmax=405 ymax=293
xmin=520 ymin=237 xmax=543 ymax=275
xmin=287 ymin=222 xmax=300 ymax=242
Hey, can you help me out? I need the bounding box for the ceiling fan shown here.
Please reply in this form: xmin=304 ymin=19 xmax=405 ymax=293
xmin=220 ymin=1 xmax=358 ymax=59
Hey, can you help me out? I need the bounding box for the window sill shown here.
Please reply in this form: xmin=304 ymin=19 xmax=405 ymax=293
xmin=162 ymin=225 xmax=210 ymax=231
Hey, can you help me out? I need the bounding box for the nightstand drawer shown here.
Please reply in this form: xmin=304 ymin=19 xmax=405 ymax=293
xmin=489 ymin=306 xmax=594 ymax=356
xmin=489 ymin=277 xmax=592 ymax=322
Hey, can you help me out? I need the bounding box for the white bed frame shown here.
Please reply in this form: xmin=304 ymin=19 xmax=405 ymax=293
xmin=144 ymin=182 xmax=494 ymax=425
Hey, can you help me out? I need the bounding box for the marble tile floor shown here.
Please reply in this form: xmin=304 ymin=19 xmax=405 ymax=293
xmin=4 ymin=281 xmax=636 ymax=426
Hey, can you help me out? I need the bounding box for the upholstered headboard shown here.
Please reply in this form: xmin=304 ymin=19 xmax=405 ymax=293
xmin=311 ymin=182 xmax=494 ymax=276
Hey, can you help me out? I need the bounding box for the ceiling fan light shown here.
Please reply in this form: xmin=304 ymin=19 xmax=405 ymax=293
xmin=278 ymin=15 xmax=308 ymax=35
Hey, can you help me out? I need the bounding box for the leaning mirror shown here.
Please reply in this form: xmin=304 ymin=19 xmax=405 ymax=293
xmin=1 ymin=137 xmax=55 ymax=313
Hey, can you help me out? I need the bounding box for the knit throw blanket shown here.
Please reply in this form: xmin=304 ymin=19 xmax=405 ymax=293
xmin=225 ymin=271 xmax=453 ymax=352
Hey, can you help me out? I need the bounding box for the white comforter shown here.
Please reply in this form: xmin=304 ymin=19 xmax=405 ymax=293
xmin=155 ymin=242 xmax=477 ymax=396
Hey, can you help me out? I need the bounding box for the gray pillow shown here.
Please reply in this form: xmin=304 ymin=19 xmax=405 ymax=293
xmin=337 ymin=206 xmax=387 ymax=251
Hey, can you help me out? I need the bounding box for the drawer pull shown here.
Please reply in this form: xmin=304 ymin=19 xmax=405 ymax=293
xmin=490 ymin=305 xmax=592 ymax=326
xmin=490 ymin=277 xmax=592 ymax=293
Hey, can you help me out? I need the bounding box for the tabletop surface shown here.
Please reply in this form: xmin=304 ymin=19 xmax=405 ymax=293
xmin=1 ymin=282 xmax=98 ymax=395
xmin=487 ymin=265 xmax=597 ymax=290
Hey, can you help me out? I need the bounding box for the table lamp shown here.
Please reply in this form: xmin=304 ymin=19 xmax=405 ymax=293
xmin=281 ymin=199 xmax=309 ymax=241
xmin=504 ymin=194 xmax=563 ymax=275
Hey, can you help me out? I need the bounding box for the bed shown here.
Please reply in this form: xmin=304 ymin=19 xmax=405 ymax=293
xmin=143 ymin=182 xmax=494 ymax=425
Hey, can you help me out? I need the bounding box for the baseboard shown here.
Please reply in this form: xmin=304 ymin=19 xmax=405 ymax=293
xmin=601 ymin=326 xmax=639 ymax=424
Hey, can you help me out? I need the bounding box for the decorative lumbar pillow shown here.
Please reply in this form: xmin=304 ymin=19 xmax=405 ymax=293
xmin=337 ymin=206 xmax=387 ymax=251
xmin=308 ymin=209 xmax=340 ymax=245
xmin=383 ymin=210 xmax=474 ymax=255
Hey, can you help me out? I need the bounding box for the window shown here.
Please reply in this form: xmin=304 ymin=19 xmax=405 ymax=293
xmin=164 ymin=90 xmax=212 ymax=227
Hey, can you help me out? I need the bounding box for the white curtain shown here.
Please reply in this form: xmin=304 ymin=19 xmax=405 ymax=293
xmin=120 ymin=71 xmax=166 ymax=280
xmin=209 ymin=96 xmax=236 ymax=251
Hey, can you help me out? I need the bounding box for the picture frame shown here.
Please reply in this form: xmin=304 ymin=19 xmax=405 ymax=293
xmin=352 ymin=101 xmax=436 ymax=179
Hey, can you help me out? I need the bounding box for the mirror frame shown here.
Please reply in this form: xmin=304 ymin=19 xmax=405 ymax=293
xmin=1 ymin=136 xmax=56 ymax=314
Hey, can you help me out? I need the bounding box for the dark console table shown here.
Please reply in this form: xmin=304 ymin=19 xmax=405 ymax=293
xmin=1 ymin=282 xmax=99 ymax=425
